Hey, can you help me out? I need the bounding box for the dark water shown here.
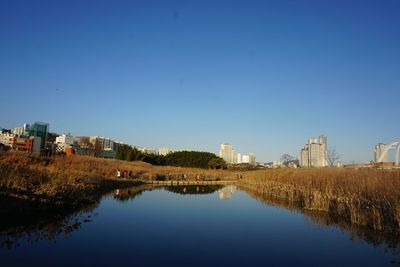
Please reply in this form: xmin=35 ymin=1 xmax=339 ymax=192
xmin=1 ymin=185 xmax=400 ymax=267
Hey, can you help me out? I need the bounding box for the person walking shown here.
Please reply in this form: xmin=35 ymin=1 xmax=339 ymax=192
xmin=116 ymin=169 xmax=121 ymax=179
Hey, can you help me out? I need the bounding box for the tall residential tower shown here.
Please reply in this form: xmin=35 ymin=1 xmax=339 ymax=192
xmin=299 ymin=135 xmax=328 ymax=167
xmin=219 ymin=144 xmax=237 ymax=164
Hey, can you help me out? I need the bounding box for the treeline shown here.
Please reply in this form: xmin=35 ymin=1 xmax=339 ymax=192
xmin=115 ymin=145 xmax=227 ymax=169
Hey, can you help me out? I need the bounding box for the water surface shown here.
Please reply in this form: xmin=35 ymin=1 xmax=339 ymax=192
xmin=1 ymin=185 xmax=399 ymax=267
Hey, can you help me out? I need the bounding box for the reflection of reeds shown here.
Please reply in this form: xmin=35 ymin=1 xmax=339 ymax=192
xmin=241 ymin=186 xmax=400 ymax=254
xmin=239 ymin=168 xmax=400 ymax=231
xmin=0 ymin=198 xmax=98 ymax=250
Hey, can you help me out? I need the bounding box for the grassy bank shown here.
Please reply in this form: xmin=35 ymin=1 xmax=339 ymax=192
xmin=0 ymin=152 xmax=236 ymax=209
xmin=238 ymin=168 xmax=400 ymax=231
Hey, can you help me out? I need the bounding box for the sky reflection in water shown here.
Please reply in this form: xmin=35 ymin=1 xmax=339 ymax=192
xmin=0 ymin=185 xmax=399 ymax=267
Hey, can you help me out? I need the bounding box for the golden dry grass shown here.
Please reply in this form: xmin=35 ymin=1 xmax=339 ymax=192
xmin=0 ymin=152 xmax=236 ymax=210
xmin=241 ymin=168 xmax=400 ymax=201
xmin=239 ymin=168 xmax=400 ymax=230
xmin=0 ymin=152 xmax=236 ymax=194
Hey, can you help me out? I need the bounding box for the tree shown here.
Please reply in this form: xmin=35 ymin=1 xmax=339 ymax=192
xmin=126 ymin=149 xmax=135 ymax=161
xmin=280 ymin=154 xmax=295 ymax=163
xmin=208 ymin=158 xmax=227 ymax=169
xmin=116 ymin=144 xmax=130 ymax=160
xmin=327 ymin=147 xmax=342 ymax=167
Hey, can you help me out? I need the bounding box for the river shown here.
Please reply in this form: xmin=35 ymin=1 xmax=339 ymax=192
xmin=0 ymin=185 xmax=399 ymax=266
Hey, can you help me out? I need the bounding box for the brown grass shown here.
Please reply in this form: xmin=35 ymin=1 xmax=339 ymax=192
xmin=239 ymin=168 xmax=400 ymax=231
xmin=0 ymin=152 xmax=236 ymax=204
xmin=241 ymin=168 xmax=400 ymax=200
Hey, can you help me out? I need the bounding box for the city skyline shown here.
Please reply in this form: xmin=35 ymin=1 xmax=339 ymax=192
xmin=1 ymin=1 xmax=399 ymax=163
xmin=3 ymin=119 xmax=400 ymax=164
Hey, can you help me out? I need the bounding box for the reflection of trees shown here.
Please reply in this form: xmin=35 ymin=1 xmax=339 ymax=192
xmin=240 ymin=186 xmax=400 ymax=264
xmin=0 ymin=196 xmax=98 ymax=250
xmin=164 ymin=185 xmax=223 ymax=195
xmin=0 ymin=185 xmax=157 ymax=249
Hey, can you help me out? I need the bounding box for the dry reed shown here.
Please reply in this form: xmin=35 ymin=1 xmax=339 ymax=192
xmin=239 ymin=168 xmax=400 ymax=231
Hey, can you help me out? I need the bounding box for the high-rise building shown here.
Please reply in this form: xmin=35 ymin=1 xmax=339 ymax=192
xmin=28 ymin=122 xmax=49 ymax=150
xmin=299 ymin=135 xmax=328 ymax=167
xmin=219 ymin=144 xmax=237 ymax=164
xmin=242 ymin=154 xmax=250 ymax=164
xmin=237 ymin=153 xmax=242 ymax=164
xmin=375 ymin=143 xmax=388 ymax=163
xmin=240 ymin=153 xmax=256 ymax=165
xmin=249 ymin=153 xmax=256 ymax=165
xmin=300 ymin=148 xmax=309 ymax=167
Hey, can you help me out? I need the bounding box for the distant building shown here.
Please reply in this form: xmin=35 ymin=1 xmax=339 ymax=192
xmin=242 ymin=154 xmax=250 ymax=164
xmin=272 ymin=161 xmax=283 ymax=167
xmin=102 ymin=138 xmax=114 ymax=151
xmin=237 ymin=153 xmax=242 ymax=164
xmin=55 ymin=133 xmax=75 ymax=153
xmin=288 ymin=162 xmax=298 ymax=168
xmin=13 ymin=127 xmax=24 ymax=136
xmin=159 ymin=147 xmax=176 ymax=156
xmin=89 ymin=136 xmax=115 ymax=151
xmin=12 ymin=136 xmax=41 ymax=154
xmin=28 ymin=122 xmax=49 ymax=150
xmin=0 ymin=132 xmax=15 ymax=147
xmin=140 ymin=147 xmax=157 ymax=155
xmin=219 ymin=144 xmax=237 ymax=164
xmin=299 ymin=135 xmax=328 ymax=167
xmin=374 ymin=143 xmax=388 ymax=163
xmin=56 ymin=133 xmax=74 ymax=146
xmin=13 ymin=123 xmax=30 ymax=136
xmin=240 ymin=153 xmax=256 ymax=165
xmin=249 ymin=153 xmax=256 ymax=165
xmin=300 ymin=148 xmax=309 ymax=167
xmin=113 ymin=141 xmax=123 ymax=152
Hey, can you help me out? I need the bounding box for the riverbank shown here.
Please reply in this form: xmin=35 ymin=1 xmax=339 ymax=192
xmin=3 ymin=152 xmax=400 ymax=232
xmin=238 ymin=168 xmax=400 ymax=231
xmin=0 ymin=152 xmax=237 ymax=210
xmin=241 ymin=185 xmax=400 ymax=252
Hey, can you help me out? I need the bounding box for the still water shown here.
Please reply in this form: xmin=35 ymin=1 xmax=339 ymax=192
xmin=1 ymin=185 xmax=399 ymax=267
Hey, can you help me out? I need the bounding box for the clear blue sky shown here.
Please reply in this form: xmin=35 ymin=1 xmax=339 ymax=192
xmin=1 ymin=0 xmax=399 ymax=163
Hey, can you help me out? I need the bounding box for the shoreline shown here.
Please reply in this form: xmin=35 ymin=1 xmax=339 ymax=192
xmin=2 ymin=152 xmax=400 ymax=232
xmin=238 ymin=168 xmax=400 ymax=231
xmin=0 ymin=152 xmax=237 ymax=214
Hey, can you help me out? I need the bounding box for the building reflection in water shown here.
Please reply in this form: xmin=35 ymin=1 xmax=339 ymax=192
xmin=218 ymin=185 xmax=237 ymax=200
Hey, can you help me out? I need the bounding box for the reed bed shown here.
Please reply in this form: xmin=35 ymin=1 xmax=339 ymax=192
xmin=239 ymin=168 xmax=400 ymax=231
xmin=0 ymin=152 xmax=236 ymax=204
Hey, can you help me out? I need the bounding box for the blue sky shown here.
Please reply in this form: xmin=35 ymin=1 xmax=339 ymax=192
xmin=1 ymin=0 xmax=399 ymax=163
